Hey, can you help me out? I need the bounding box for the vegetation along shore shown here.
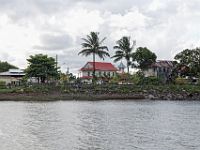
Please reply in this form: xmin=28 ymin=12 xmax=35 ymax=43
xmin=1 ymin=84 xmax=200 ymax=101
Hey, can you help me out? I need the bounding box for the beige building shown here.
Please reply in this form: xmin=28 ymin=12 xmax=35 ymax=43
xmin=143 ymin=60 xmax=174 ymax=81
xmin=0 ymin=69 xmax=25 ymax=85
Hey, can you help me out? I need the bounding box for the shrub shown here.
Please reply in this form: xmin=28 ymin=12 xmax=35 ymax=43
xmin=130 ymin=74 xmax=141 ymax=85
xmin=175 ymin=77 xmax=188 ymax=85
xmin=110 ymin=76 xmax=120 ymax=84
xmin=0 ymin=81 xmax=6 ymax=89
xmin=140 ymin=76 xmax=161 ymax=85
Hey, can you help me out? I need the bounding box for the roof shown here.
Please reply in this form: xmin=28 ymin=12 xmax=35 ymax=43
xmin=0 ymin=69 xmax=25 ymax=76
xmin=9 ymin=69 xmax=24 ymax=73
xmin=80 ymin=62 xmax=118 ymax=71
xmin=118 ymin=62 xmax=126 ymax=69
xmin=151 ymin=60 xmax=174 ymax=68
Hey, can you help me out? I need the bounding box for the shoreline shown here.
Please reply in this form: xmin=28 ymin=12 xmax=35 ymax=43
xmin=0 ymin=92 xmax=199 ymax=101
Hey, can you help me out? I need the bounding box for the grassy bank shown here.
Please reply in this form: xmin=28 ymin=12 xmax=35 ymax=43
xmin=0 ymin=84 xmax=200 ymax=101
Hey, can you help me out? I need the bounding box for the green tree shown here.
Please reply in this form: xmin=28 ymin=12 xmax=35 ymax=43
xmin=174 ymin=48 xmax=200 ymax=77
xmin=0 ymin=61 xmax=18 ymax=72
xmin=26 ymin=54 xmax=59 ymax=83
xmin=112 ymin=36 xmax=136 ymax=73
xmin=132 ymin=47 xmax=157 ymax=70
xmin=78 ymin=32 xmax=110 ymax=81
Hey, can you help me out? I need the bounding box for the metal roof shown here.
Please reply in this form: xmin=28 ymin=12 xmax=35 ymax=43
xmin=0 ymin=69 xmax=25 ymax=76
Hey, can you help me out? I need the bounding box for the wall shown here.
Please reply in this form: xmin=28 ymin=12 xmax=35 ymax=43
xmin=82 ymin=71 xmax=116 ymax=77
xmin=0 ymin=76 xmax=22 ymax=85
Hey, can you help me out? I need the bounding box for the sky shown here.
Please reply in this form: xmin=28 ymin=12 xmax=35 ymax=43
xmin=0 ymin=0 xmax=200 ymax=74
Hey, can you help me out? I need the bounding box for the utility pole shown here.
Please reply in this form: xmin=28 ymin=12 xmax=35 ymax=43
xmin=66 ymin=67 xmax=69 ymax=75
xmin=56 ymin=54 xmax=58 ymax=71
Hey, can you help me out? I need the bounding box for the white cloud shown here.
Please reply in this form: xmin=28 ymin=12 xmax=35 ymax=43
xmin=0 ymin=0 xmax=200 ymax=74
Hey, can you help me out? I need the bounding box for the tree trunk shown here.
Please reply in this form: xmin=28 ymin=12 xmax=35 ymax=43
xmin=41 ymin=77 xmax=46 ymax=83
xmin=127 ymin=61 xmax=129 ymax=74
xmin=93 ymin=53 xmax=96 ymax=83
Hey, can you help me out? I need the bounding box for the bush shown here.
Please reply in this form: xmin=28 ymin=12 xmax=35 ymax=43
xmin=130 ymin=74 xmax=141 ymax=85
xmin=110 ymin=76 xmax=120 ymax=84
xmin=140 ymin=76 xmax=161 ymax=85
xmin=0 ymin=81 xmax=6 ymax=89
xmin=175 ymin=77 xmax=188 ymax=85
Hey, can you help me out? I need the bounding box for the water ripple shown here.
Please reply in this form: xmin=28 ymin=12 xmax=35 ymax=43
xmin=0 ymin=101 xmax=200 ymax=150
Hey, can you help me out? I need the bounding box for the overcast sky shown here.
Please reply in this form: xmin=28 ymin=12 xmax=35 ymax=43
xmin=0 ymin=0 xmax=200 ymax=74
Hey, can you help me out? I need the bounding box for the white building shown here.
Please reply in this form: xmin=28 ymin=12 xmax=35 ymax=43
xmin=0 ymin=69 xmax=25 ymax=85
xmin=79 ymin=62 xmax=118 ymax=83
xmin=143 ymin=60 xmax=174 ymax=79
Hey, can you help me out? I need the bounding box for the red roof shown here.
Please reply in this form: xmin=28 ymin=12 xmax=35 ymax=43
xmin=80 ymin=62 xmax=118 ymax=71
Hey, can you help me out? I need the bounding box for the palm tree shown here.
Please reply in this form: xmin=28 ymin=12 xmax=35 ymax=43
xmin=112 ymin=36 xmax=136 ymax=73
xmin=78 ymin=32 xmax=110 ymax=81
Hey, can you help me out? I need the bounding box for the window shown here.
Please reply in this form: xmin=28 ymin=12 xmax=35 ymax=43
xmin=112 ymin=72 xmax=115 ymax=76
xmin=88 ymin=72 xmax=90 ymax=76
xmin=108 ymin=72 xmax=110 ymax=77
xmin=163 ymin=68 xmax=166 ymax=72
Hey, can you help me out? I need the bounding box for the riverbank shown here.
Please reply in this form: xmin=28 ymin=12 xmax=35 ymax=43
xmin=0 ymin=84 xmax=200 ymax=101
xmin=0 ymin=93 xmax=145 ymax=101
xmin=0 ymin=91 xmax=199 ymax=101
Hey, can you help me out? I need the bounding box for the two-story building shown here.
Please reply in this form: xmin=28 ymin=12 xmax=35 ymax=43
xmin=143 ymin=60 xmax=175 ymax=82
xmin=80 ymin=62 xmax=118 ymax=83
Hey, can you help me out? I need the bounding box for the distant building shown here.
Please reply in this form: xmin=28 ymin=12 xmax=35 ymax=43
xmin=80 ymin=62 xmax=118 ymax=83
xmin=118 ymin=62 xmax=126 ymax=73
xmin=0 ymin=69 xmax=25 ymax=85
xmin=143 ymin=60 xmax=175 ymax=80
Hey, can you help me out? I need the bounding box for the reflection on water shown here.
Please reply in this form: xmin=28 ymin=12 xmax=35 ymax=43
xmin=0 ymin=100 xmax=200 ymax=150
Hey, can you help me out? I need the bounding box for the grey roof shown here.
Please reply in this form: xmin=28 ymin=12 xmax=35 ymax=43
xmin=118 ymin=62 xmax=126 ymax=69
xmin=151 ymin=60 xmax=174 ymax=68
xmin=0 ymin=69 xmax=25 ymax=76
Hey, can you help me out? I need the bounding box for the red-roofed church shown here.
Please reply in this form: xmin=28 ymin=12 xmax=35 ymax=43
xmin=79 ymin=62 xmax=118 ymax=82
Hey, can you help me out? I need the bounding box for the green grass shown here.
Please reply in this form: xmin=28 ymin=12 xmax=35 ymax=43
xmin=0 ymin=88 xmax=15 ymax=93
xmin=0 ymin=84 xmax=200 ymax=94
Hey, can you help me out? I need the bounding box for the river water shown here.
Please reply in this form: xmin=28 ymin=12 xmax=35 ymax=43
xmin=0 ymin=100 xmax=200 ymax=150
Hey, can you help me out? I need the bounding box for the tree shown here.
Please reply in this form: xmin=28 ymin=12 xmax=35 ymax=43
xmin=132 ymin=47 xmax=157 ymax=70
xmin=0 ymin=61 xmax=18 ymax=72
xmin=112 ymin=36 xmax=136 ymax=73
xmin=26 ymin=54 xmax=59 ymax=83
xmin=78 ymin=32 xmax=110 ymax=81
xmin=174 ymin=48 xmax=200 ymax=77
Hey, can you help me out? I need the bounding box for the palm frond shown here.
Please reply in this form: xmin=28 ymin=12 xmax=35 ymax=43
xmin=78 ymin=49 xmax=93 ymax=56
xmin=113 ymin=45 xmax=120 ymax=50
xmin=98 ymin=46 xmax=109 ymax=51
xmin=113 ymin=56 xmax=123 ymax=62
xmin=81 ymin=42 xmax=93 ymax=48
xmin=81 ymin=38 xmax=92 ymax=45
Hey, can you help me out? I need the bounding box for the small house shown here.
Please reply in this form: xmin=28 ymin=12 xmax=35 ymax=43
xmin=0 ymin=69 xmax=25 ymax=85
xmin=143 ymin=60 xmax=174 ymax=81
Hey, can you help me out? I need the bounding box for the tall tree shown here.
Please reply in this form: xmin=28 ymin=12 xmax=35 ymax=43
xmin=78 ymin=32 xmax=110 ymax=80
xmin=174 ymin=48 xmax=200 ymax=76
xmin=132 ymin=47 xmax=157 ymax=70
xmin=112 ymin=36 xmax=136 ymax=73
xmin=0 ymin=61 xmax=18 ymax=72
xmin=26 ymin=54 xmax=59 ymax=83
